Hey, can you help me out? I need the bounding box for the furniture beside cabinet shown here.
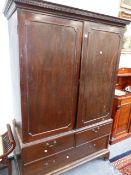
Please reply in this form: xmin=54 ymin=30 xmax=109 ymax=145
xmin=0 ymin=124 xmax=16 ymax=175
xmin=110 ymin=68 xmax=131 ymax=144
xmin=4 ymin=1 xmax=130 ymax=174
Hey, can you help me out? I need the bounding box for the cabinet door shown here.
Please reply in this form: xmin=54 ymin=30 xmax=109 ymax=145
xmin=115 ymin=104 xmax=131 ymax=135
xmin=77 ymin=22 xmax=123 ymax=128
xmin=129 ymin=110 xmax=131 ymax=133
xmin=19 ymin=11 xmax=82 ymax=141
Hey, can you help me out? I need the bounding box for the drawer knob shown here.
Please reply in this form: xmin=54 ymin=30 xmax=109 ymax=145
xmin=46 ymin=143 xmax=49 ymax=146
xmin=93 ymin=129 xmax=98 ymax=133
xmin=66 ymin=156 xmax=69 ymax=159
xmin=53 ymin=140 xmax=57 ymax=144
xmin=94 ymin=144 xmax=96 ymax=147
xmin=53 ymin=160 xmax=56 ymax=163
xmin=84 ymin=34 xmax=88 ymax=38
xmin=97 ymin=126 xmax=100 ymax=130
xmin=44 ymin=162 xmax=48 ymax=166
xmin=100 ymin=51 xmax=103 ymax=55
xmin=44 ymin=149 xmax=48 ymax=153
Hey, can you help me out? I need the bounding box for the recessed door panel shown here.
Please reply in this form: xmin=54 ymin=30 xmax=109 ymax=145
xmin=20 ymin=11 xmax=82 ymax=140
xmin=77 ymin=22 xmax=122 ymax=127
xmin=116 ymin=104 xmax=131 ymax=134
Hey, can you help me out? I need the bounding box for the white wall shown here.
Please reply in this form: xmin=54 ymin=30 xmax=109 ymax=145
xmin=0 ymin=0 xmax=13 ymax=133
xmin=119 ymin=24 xmax=131 ymax=68
xmin=0 ymin=0 xmax=130 ymax=134
xmin=47 ymin=0 xmax=120 ymax=17
xmin=119 ymin=54 xmax=131 ymax=67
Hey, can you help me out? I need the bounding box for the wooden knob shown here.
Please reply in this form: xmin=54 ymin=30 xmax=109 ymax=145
xmin=44 ymin=162 xmax=48 ymax=166
xmin=53 ymin=140 xmax=57 ymax=144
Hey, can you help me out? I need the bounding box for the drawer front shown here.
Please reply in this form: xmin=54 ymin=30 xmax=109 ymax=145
xmin=22 ymin=134 xmax=75 ymax=163
xmin=121 ymin=98 xmax=131 ymax=105
xmin=75 ymin=122 xmax=111 ymax=146
xmin=23 ymin=136 xmax=108 ymax=175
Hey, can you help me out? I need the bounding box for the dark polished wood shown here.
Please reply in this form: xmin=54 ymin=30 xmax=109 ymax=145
xmin=14 ymin=125 xmax=109 ymax=175
xmin=75 ymin=122 xmax=112 ymax=146
xmin=77 ymin=22 xmax=123 ymax=128
xmin=23 ymin=136 xmax=108 ymax=175
xmin=110 ymin=68 xmax=131 ymax=144
xmin=22 ymin=134 xmax=75 ymax=163
xmin=4 ymin=0 xmax=130 ymax=174
xmin=19 ymin=10 xmax=82 ymax=142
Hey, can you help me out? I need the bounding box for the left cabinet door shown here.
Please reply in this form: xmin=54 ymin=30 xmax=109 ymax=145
xmin=19 ymin=11 xmax=82 ymax=142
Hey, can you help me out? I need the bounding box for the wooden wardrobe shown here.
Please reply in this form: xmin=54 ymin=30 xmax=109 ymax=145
xmin=4 ymin=0 xmax=130 ymax=174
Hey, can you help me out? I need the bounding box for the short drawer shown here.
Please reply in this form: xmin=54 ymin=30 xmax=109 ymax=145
xmin=22 ymin=134 xmax=75 ymax=163
xmin=75 ymin=122 xmax=111 ymax=146
xmin=23 ymin=136 xmax=108 ymax=175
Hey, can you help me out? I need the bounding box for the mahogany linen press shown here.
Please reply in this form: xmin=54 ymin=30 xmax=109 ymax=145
xmin=3 ymin=0 xmax=130 ymax=174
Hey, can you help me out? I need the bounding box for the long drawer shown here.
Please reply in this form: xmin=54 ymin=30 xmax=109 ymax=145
xmin=23 ymin=136 xmax=108 ymax=175
xmin=22 ymin=134 xmax=75 ymax=163
xmin=75 ymin=122 xmax=111 ymax=146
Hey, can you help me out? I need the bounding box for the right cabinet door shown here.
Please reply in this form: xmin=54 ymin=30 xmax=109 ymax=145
xmin=77 ymin=22 xmax=123 ymax=128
